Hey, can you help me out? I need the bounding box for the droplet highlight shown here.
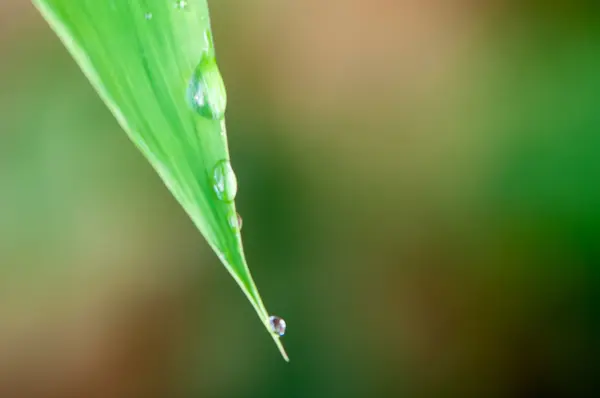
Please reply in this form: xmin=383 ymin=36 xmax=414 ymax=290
xmin=187 ymin=55 xmax=227 ymax=120
xmin=269 ymin=316 xmax=287 ymax=337
xmin=212 ymin=160 xmax=237 ymax=202
xmin=144 ymin=12 xmax=153 ymax=20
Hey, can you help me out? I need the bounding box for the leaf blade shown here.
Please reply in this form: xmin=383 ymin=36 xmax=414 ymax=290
xmin=33 ymin=0 xmax=288 ymax=360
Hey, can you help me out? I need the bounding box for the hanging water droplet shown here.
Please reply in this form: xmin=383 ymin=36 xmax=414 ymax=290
xmin=144 ymin=12 xmax=153 ymax=20
xmin=212 ymin=160 xmax=237 ymax=202
xmin=269 ymin=316 xmax=287 ymax=337
xmin=186 ymin=55 xmax=227 ymax=120
xmin=228 ymin=211 xmax=243 ymax=231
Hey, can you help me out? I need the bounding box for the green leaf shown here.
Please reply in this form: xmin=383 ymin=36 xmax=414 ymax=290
xmin=33 ymin=0 xmax=288 ymax=361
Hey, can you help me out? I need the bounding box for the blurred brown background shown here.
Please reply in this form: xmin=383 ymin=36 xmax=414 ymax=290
xmin=1 ymin=0 xmax=599 ymax=397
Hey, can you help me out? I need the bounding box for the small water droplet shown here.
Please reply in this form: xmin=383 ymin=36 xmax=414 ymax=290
xmin=187 ymin=55 xmax=227 ymax=120
xmin=144 ymin=12 xmax=153 ymax=20
xmin=269 ymin=316 xmax=287 ymax=337
xmin=212 ymin=160 xmax=237 ymax=202
xmin=228 ymin=211 xmax=243 ymax=231
xmin=204 ymin=28 xmax=214 ymax=49
xmin=174 ymin=1 xmax=188 ymax=9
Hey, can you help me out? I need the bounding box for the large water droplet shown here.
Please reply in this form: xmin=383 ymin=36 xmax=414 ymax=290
xmin=187 ymin=55 xmax=227 ymax=120
xmin=269 ymin=316 xmax=287 ymax=337
xmin=212 ymin=160 xmax=237 ymax=202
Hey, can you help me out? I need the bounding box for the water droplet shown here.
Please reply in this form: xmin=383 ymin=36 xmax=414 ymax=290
xmin=187 ymin=55 xmax=227 ymax=120
xmin=228 ymin=211 xmax=243 ymax=231
xmin=269 ymin=316 xmax=287 ymax=337
xmin=212 ymin=160 xmax=237 ymax=202
xmin=144 ymin=12 xmax=153 ymax=20
xmin=204 ymin=28 xmax=214 ymax=49
xmin=174 ymin=1 xmax=188 ymax=9
xmin=220 ymin=120 xmax=227 ymax=137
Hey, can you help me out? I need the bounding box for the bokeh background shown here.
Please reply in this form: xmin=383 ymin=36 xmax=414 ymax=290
xmin=1 ymin=1 xmax=599 ymax=397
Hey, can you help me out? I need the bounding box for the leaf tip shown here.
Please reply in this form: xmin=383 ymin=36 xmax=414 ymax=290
xmin=274 ymin=337 xmax=290 ymax=362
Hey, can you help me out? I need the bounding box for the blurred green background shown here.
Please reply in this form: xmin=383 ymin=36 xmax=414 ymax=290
xmin=1 ymin=1 xmax=599 ymax=397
